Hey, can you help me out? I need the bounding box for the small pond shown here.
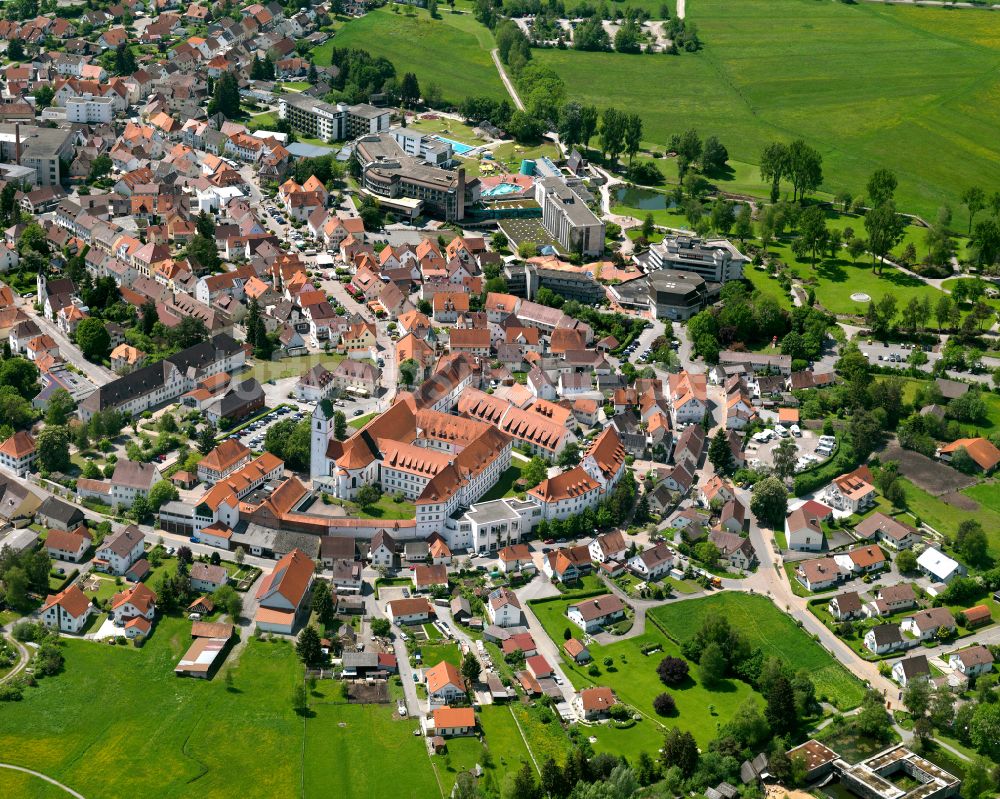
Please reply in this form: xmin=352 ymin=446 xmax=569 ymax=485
xmin=614 ymin=186 xmax=677 ymax=211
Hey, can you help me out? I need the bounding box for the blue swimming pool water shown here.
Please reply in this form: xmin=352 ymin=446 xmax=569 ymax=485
xmin=482 ymin=182 xmax=522 ymax=198
xmin=435 ymin=135 xmax=475 ymax=155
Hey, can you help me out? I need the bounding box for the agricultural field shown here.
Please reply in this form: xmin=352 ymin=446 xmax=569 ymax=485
xmin=319 ymin=7 xmax=506 ymax=105
xmin=898 ymin=477 xmax=1000 ymax=558
xmin=535 ymin=0 xmax=1000 ymax=218
xmin=0 ymin=618 xmax=442 ymax=799
xmin=649 ymin=593 xmax=866 ymax=709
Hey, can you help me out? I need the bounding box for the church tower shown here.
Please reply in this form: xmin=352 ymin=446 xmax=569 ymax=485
xmin=310 ymin=400 xmax=334 ymax=482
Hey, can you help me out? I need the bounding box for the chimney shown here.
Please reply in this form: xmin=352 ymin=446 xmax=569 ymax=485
xmin=14 ymin=122 xmax=21 ymax=164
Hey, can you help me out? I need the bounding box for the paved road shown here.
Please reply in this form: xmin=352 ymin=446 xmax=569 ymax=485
xmin=491 ymin=49 xmax=525 ymax=111
xmin=16 ymin=299 xmax=114 ymax=386
xmin=0 ymin=764 xmax=85 ymax=798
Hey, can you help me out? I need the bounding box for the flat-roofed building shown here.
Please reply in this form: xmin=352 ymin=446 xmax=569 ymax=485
xmin=647 ymin=234 xmax=747 ymax=284
xmin=534 ymin=176 xmax=604 ymax=257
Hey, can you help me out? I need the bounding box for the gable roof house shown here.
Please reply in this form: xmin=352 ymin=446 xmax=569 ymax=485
xmin=254 ymin=548 xmax=315 ymax=634
xmin=567 ymin=594 xmax=627 ymax=633
xmin=627 ymin=542 xmax=674 ymax=580
xmin=40 ymin=584 xmax=94 ymax=633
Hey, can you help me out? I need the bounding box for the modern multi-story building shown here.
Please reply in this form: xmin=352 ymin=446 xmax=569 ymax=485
xmin=390 ymin=127 xmax=453 ymax=166
xmin=534 ymin=176 xmax=605 ymax=258
xmin=277 ymin=94 xmax=391 ymax=142
xmin=65 ymin=96 xmax=115 ymax=124
xmin=354 ymin=133 xmax=478 ymax=221
xmin=0 ymin=124 xmax=75 ymax=186
xmin=646 ymin=234 xmax=747 ymax=284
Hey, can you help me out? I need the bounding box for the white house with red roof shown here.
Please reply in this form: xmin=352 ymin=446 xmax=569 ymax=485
xmin=40 ymin=584 xmax=94 ymax=633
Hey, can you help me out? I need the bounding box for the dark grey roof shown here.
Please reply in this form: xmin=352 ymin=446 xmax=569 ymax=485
xmin=273 ymin=529 xmax=321 ymax=559
xmin=38 ymin=496 xmax=85 ymax=526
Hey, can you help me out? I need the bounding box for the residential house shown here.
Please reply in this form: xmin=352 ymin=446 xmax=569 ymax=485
xmin=834 ymin=545 xmax=887 ymax=576
xmin=563 ymin=638 xmax=591 ymax=664
xmin=412 ymin=564 xmax=448 ymax=593
xmin=825 ymin=466 xmax=877 ymax=513
xmin=901 ymin=608 xmax=956 ymax=641
xmin=589 ymin=531 xmax=627 ymax=564
xmin=867 ymin=584 xmax=917 ymax=618
xmin=628 ymin=542 xmax=674 ymax=580
xmin=785 ymin=505 xmax=826 ymax=552
xmin=369 ymin=530 xmax=397 ymax=569
xmin=709 ymin=529 xmax=756 ymax=571
xmin=386 ymin=597 xmax=433 ymax=625
xmin=190 ymin=563 xmax=228 ymax=592
xmin=254 ymin=548 xmax=315 ymax=634
xmin=426 ymin=660 xmax=465 ymax=705
xmin=541 ymin=545 xmax=592 ymax=583
xmin=855 ymin=512 xmax=922 ymax=550
xmin=892 ymin=655 xmax=930 ymax=687
xmin=94 ymin=525 xmax=145 ymax=575
xmin=795 ymin=557 xmax=845 ymax=592
xmin=917 ymin=548 xmax=965 ymax=584
xmin=948 ymin=646 xmax=994 ymax=679
xmin=498 ymin=543 xmax=534 ymax=574
xmin=567 ymin=594 xmax=627 ymax=633
xmin=574 ymin=686 xmax=617 ymax=721
xmin=828 ymin=591 xmax=863 ymax=621
xmin=432 ymin=706 xmax=476 ymax=737
xmin=0 ymin=431 xmax=37 ymax=477
xmin=111 ymin=581 xmax=157 ymax=629
xmin=44 ymin=526 xmax=91 ymax=562
xmin=40 ymin=584 xmax=93 ymax=633
xmin=864 ymin=623 xmax=904 ymax=655
xmin=487 ymin=587 xmax=523 ymax=628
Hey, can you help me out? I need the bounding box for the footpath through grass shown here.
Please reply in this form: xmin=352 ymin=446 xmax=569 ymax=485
xmin=649 ymin=593 xmax=865 ymax=710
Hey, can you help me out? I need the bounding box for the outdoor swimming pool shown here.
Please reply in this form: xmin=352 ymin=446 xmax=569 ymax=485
xmin=435 ymin=135 xmax=475 ymax=155
xmin=482 ymin=182 xmax=523 ymax=198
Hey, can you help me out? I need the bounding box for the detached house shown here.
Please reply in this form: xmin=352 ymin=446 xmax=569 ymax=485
xmin=433 ymin=706 xmax=476 ymax=737
xmin=45 ymin=526 xmax=91 ymax=562
xmin=855 ymin=512 xmax=921 ymax=550
xmin=498 ymin=543 xmax=534 ymax=574
xmin=948 ymin=645 xmax=994 ymax=679
xmin=892 ymin=655 xmax=930 ymax=687
xmin=95 ymin=525 xmax=145 ymax=575
xmin=828 ymin=591 xmax=863 ymax=621
xmin=708 ymin=529 xmax=756 ymax=571
xmin=901 ymin=608 xmax=956 ymax=642
xmin=589 ymin=530 xmax=627 ymax=564
xmin=0 ymin=431 xmax=37 ymax=477
xmin=867 ymin=583 xmax=917 ymax=618
xmin=111 ymin=582 xmax=157 ymax=638
xmin=487 ymin=587 xmax=523 ymax=628
xmin=825 ymin=466 xmax=877 ymax=513
xmin=864 ymin=623 xmax=904 ymax=655
xmin=40 ymin=584 xmax=93 ymax=633
xmin=575 ymin=686 xmax=617 ymax=721
xmin=628 ymin=542 xmax=673 ymax=580
xmin=426 ymin=660 xmax=465 ymax=705
xmin=567 ymin=594 xmax=626 ymax=633
xmin=254 ymin=548 xmax=315 ymax=634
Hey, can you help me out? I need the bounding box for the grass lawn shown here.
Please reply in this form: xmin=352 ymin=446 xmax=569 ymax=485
xmin=510 ymin=704 xmax=571 ymax=765
xmin=743 ymin=266 xmax=794 ymax=311
xmin=407 ymin=116 xmax=488 ymax=146
xmin=349 ymin=411 xmax=378 ymax=429
xmin=0 ymin=617 xmax=443 ymax=798
xmin=321 ymin=7 xmax=505 ymax=105
xmin=467 ymin=140 xmax=561 ymax=178
xmin=535 ymin=0 xmax=1000 ymax=219
xmin=247 ymin=111 xmax=279 ymax=130
xmin=0 ymin=772 xmax=72 ymax=799
xmin=279 ymin=81 xmax=311 ymax=91
xmin=649 ymin=593 xmax=865 ymax=710
xmin=303 ymin=702 xmax=439 ymax=798
xmin=346 ymin=493 xmax=416 ymax=520
xmin=479 ymin=705 xmax=533 ymax=770
xmin=240 ymin=352 xmax=345 ymax=384
xmin=418 ymin=641 xmax=463 ymax=668
xmin=478 ymin=462 xmax=525 ymax=502
xmin=899 ymin=478 xmax=1000 ymax=559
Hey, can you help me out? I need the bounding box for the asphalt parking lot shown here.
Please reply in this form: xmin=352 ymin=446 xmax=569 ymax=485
xmin=224 ymin=404 xmax=306 ymax=452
